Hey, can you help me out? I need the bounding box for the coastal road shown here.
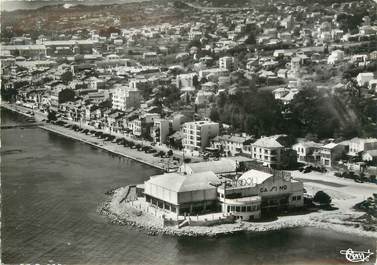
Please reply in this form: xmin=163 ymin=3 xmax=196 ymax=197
xmin=291 ymin=170 xmax=377 ymax=211
xmin=2 ymin=102 xmax=202 ymax=171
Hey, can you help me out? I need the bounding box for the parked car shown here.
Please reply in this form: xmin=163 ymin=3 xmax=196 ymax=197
xmin=303 ymin=166 xmax=312 ymax=173
xmin=354 ymin=178 xmax=364 ymax=183
xmin=142 ymin=146 xmax=151 ymax=152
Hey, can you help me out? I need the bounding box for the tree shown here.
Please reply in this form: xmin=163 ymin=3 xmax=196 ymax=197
xmin=58 ymin=89 xmax=75 ymax=104
xmin=61 ymin=71 xmax=73 ymax=84
xmin=47 ymin=110 xmax=57 ymax=122
xmin=99 ymin=26 xmax=121 ymax=38
xmin=313 ymin=191 xmax=332 ymax=206
xmin=210 ymin=90 xmax=284 ymax=137
xmin=1 ymin=84 xmax=18 ymax=102
xmin=186 ymin=39 xmax=201 ymax=51
xmin=167 ymin=150 xmax=173 ymax=157
xmin=288 ymin=87 xmax=343 ymax=139
xmin=244 ymin=31 xmax=257 ymax=45
xmin=99 ymin=99 xmax=112 ymax=108
xmin=210 ymin=108 xmax=220 ymax=121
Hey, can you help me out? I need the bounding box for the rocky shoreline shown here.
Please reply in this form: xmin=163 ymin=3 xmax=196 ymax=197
xmin=97 ymin=188 xmax=377 ymax=239
xmin=4 ymin=104 xmax=376 ymax=239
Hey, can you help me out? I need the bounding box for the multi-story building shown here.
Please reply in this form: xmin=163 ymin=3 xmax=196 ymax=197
xmin=250 ymin=135 xmax=288 ymax=168
xmin=112 ymin=85 xmax=141 ymax=111
xmin=150 ymin=118 xmax=170 ymax=144
xmin=182 ymin=121 xmax=219 ymax=155
xmin=356 ymin=72 xmax=374 ymax=86
xmin=1 ymin=44 xmax=47 ymax=58
xmin=132 ymin=113 xmax=160 ymax=138
xmin=319 ymin=142 xmax=347 ymax=167
xmin=176 ymin=73 xmax=197 ymax=90
xmin=211 ymin=134 xmax=254 ymax=156
xmin=347 ymin=138 xmax=377 ymax=157
xmin=219 ymin=56 xmax=235 ymax=71
xmin=327 ymin=50 xmax=345 ymax=64
xmin=41 ymin=40 xmax=94 ymax=56
xmin=292 ymin=141 xmax=323 ymax=164
xmin=142 ymin=168 xmax=303 ymax=219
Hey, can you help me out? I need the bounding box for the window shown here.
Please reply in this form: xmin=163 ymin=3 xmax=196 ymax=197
xmin=292 ymin=196 xmax=296 ymax=201
xmin=247 ymin=206 xmax=252 ymax=212
xmin=235 ymin=206 xmax=240 ymax=212
xmin=241 ymin=206 xmax=246 ymax=212
xmin=231 ymin=206 xmax=235 ymax=211
xmin=296 ymin=196 xmax=301 ymax=201
xmin=227 ymin=206 xmax=230 ymax=212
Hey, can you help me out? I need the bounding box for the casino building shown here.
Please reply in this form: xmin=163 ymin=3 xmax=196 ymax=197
xmin=141 ymin=164 xmax=304 ymax=220
xmin=217 ymin=170 xmax=304 ymax=220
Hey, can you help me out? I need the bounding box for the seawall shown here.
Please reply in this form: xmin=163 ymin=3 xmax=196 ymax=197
xmin=1 ymin=103 xmax=164 ymax=171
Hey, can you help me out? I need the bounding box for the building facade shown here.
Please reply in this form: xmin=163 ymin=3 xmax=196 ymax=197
xmin=182 ymin=121 xmax=219 ymax=155
xmin=150 ymin=118 xmax=170 ymax=144
xmin=112 ymin=85 xmax=141 ymax=111
xmin=292 ymin=141 xmax=323 ymax=164
xmin=219 ymin=56 xmax=235 ymax=71
xmin=250 ymin=135 xmax=287 ymax=168
xmin=142 ymin=169 xmax=304 ymax=220
xmin=348 ymin=138 xmax=377 ymax=157
xmin=319 ymin=142 xmax=347 ymax=167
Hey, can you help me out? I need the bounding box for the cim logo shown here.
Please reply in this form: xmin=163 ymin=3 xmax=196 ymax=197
xmin=339 ymin=248 xmax=374 ymax=263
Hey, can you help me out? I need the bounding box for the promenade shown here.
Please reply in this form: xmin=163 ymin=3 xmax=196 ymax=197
xmin=1 ymin=102 xmax=196 ymax=171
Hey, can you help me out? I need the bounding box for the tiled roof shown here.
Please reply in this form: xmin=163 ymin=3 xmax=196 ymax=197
xmin=252 ymin=136 xmax=284 ymax=148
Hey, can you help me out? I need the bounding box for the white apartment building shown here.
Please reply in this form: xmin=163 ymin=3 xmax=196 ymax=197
xmin=132 ymin=113 xmax=160 ymax=137
xmin=211 ymin=134 xmax=253 ymax=156
xmin=112 ymin=85 xmax=141 ymax=111
xmin=219 ymin=56 xmax=235 ymax=71
xmin=250 ymin=135 xmax=286 ymax=167
xmin=327 ymin=50 xmax=345 ymax=64
xmin=357 ymin=72 xmax=374 ymax=86
xmin=150 ymin=118 xmax=170 ymax=144
xmin=182 ymin=121 xmax=219 ymax=155
xmin=176 ymin=73 xmax=197 ymax=90
xmin=348 ymin=138 xmax=377 ymax=157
